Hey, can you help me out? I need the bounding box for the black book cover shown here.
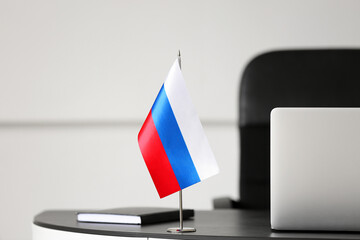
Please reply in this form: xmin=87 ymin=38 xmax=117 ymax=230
xmin=77 ymin=207 xmax=194 ymax=225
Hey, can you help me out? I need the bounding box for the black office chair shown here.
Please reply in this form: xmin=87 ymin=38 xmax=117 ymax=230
xmin=214 ymin=49 xmax=360 ymax=210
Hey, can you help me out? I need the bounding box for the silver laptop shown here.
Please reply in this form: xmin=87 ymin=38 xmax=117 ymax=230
xmin=271 ymin=108 xmax=360 ymax=231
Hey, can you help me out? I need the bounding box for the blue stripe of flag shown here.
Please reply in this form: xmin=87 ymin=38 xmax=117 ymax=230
xmin=151 ymin=85 xmax=201 ymax=189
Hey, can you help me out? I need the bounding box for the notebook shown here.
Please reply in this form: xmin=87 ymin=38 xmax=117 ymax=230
xmin=271 ymin=108 xmax=360 ymax=231
xmin=77 ymin=207 xmax=194 ymax=225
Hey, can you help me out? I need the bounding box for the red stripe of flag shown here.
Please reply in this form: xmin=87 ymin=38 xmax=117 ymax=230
xmin=138 ymin=111 xmax=181 ymax=198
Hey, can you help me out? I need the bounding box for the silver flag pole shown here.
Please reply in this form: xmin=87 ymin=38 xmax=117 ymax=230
xmin=179 ymin=190 xmax=183 ymax=230
xmin=167 ymin=51 xmax=196 ymax=233
xmin=167 ymin=189 xmax=196 ymax=233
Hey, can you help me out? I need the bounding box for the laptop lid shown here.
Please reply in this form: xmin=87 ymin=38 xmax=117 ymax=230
xmin=271 ymin=108 xmax=360 ymax=231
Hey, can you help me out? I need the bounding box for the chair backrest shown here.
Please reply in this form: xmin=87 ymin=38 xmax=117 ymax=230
xmin=239 ymin=49 xmax=360 ymax=209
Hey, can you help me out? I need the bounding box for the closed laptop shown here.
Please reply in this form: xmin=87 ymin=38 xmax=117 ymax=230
xmin=271 ymin=108 xmax=360 ymax=231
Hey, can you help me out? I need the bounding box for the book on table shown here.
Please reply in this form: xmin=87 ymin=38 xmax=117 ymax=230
xmin=76 ymin=207 xmax=194 ymax=225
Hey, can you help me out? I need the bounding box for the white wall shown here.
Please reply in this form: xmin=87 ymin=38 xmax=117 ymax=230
xmin=1 ymin=0 xmax=360 ymax=239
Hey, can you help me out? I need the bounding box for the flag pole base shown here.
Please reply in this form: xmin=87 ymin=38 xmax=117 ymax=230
xmin=166 ymin=190 xmax=196 ymax=233
xmin=167 ymin=227 xmax=196 ymax=233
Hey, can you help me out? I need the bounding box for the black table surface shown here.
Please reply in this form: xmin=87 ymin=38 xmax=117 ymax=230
xmin=34 ymin=209 xmax=360 ymax=240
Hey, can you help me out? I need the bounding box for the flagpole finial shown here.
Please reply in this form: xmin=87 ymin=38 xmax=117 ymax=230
xmin=178 ymin=50 xmax=182 ymax=69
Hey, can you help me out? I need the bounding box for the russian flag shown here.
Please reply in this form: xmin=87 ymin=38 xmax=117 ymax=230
xmin=138 ymin=59 xmax=219 ymax=198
